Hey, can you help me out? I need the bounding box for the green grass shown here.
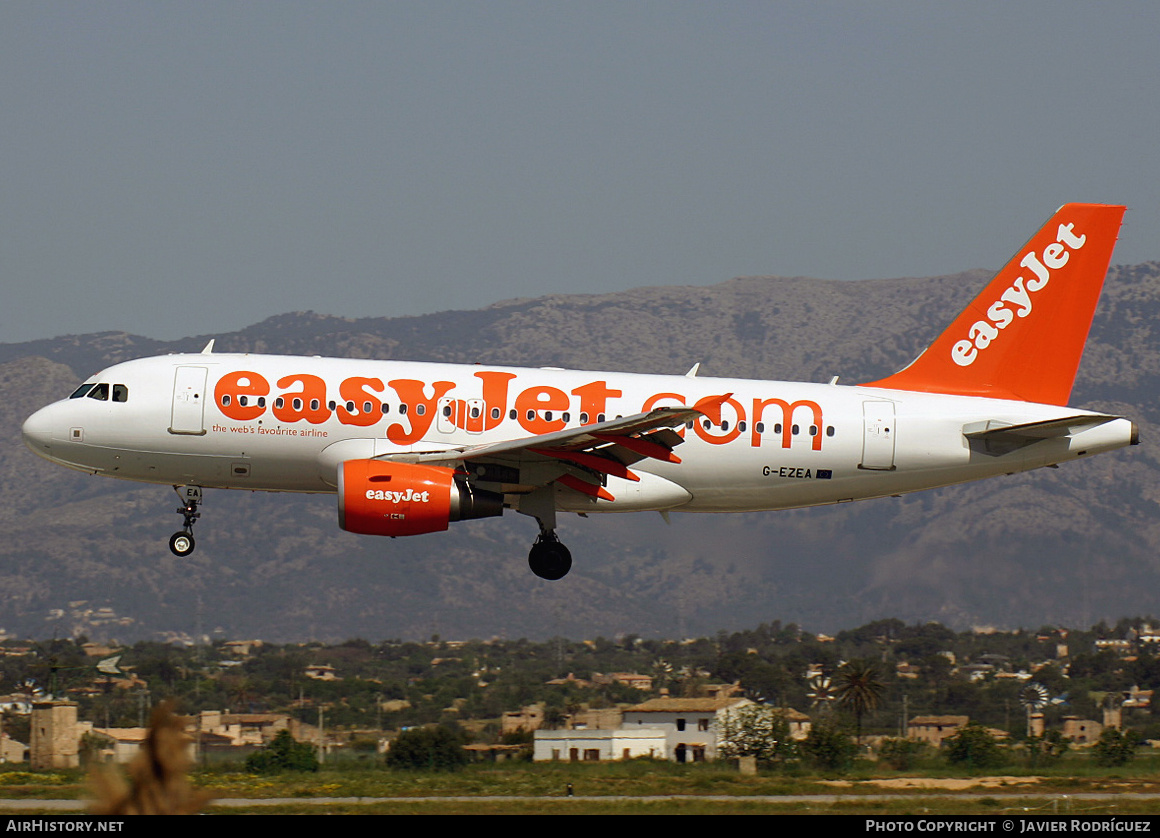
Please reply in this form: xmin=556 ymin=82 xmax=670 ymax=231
xmin=200 ymin=797 xmax=1160 ymax=816
xmin=2 ymin=754 xmax=1160 ymax=813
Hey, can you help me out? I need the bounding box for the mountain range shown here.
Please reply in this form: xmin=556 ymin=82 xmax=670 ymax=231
xmin=3 ymin=263 xmax=1160 ymax=643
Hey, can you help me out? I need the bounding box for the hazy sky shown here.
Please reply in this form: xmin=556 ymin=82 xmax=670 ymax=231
xmin=4 ymin=1 xmax=1158 ymax=344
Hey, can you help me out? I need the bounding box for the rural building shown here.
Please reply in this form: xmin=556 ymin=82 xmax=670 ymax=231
xmin=533 ymin=728 xmax=666 ymax=762
xmin=1062 ymin=717 xmax=1103 ymax=744
xmin=621 ymin=697 xmax=751 ymax=762
xmin=908 ymin=715 xmax=969 ymax=747
xmin=196 ymin=710 xmax=290 ymax=745
xmin=30 ymin=701 xmax=78 ymax=769
xmin=0 ymin=734 xmax=26 ymax=764
xmin=502 ymin=704 xmax=545 ymax=734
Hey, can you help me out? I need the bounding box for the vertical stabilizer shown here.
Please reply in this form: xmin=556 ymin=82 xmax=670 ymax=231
xmin=862 ymin=203 xmax=1126 ymax=405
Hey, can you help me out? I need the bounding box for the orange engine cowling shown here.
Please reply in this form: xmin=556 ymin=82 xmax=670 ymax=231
xmin=337 ymin=459 xmax=503 ymax=537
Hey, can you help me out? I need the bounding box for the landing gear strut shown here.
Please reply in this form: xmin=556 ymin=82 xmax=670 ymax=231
xmin=169 ymin=486 xmax=202 ymax=557
xmin=528 ymin=530 xmax=572 ymax=580
xmin=517 ymin=486 xmax=573 ymax=580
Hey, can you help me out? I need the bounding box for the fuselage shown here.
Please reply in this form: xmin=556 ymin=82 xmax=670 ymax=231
xmin=21 ymin=352 xmax=1137 ymax=514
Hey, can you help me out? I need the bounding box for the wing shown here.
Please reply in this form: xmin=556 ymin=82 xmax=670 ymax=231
xmin=380 ymin=395 xmax=731 ymax=501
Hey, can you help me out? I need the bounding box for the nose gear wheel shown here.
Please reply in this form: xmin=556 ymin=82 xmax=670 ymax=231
xmin=169 ymin=485 xmax=202 ymax=557
xmin=169 ymin=531 xmax=195 ymax=557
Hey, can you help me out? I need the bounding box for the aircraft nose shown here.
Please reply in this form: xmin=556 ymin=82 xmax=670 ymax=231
xmin=22 ymin=405 xmax=57 ymax=457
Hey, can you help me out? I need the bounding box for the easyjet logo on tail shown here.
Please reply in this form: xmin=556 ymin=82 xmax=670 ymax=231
xmin=951 ymin=222 xmax=1087 ymax=367
xmin=861 ymin=203 xmax=1125 ymax=406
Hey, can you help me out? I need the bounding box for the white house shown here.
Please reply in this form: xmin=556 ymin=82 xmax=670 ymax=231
xmin=533 ymin=728 xmax=667 ymax=762
xmin=621 ymin=697 xmax=752 ymax=763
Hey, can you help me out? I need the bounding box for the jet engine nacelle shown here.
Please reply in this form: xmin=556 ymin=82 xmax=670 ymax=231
xmin=338 ymin=459 xmax=504 ymax=537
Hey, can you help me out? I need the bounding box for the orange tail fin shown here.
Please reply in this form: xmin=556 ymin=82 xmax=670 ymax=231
xmin=862 ymin=203 xmax=1126 ymax=405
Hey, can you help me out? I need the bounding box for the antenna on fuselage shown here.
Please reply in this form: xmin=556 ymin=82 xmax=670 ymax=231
xmin=201 ymin=340 xmax=215 ymax=354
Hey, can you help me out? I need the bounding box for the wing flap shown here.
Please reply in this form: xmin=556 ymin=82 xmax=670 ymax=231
xmin=396 ymin=405 xmax=705 ymax=467
xmin=370 ymin=398 xmax=730 ymax=500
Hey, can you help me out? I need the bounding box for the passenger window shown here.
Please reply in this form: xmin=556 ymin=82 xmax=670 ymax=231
xmin=112 ymin=384 xmax=129 ymax=402
xmin=87 ymin=383 xmax=109 ymax=401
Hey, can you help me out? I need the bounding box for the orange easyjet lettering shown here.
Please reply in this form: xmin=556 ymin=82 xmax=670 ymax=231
xmin=273 ymin=374 xmax=331 ymax=424
xmin=211 ymin=371 xmax=826 ymax=450
xmin=338 ymin=377 xmax=385 ymax=427
xmin=752 ymin=398 xmax=825 ymax=451
xmin=515 ymin=385 xmax=570 ymax=434
xmin=214 ymin=371 xmax=269 ymax=421
xmin=386 ymin=379 xmax=455 ymax=444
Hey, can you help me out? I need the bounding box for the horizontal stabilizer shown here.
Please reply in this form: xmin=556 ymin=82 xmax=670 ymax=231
xmin=963 ymin=414 xmax=1120 ymax=455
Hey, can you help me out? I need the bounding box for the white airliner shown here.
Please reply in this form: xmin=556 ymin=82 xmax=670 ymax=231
xmin=22 ymin=204 xmax=1137 ymax=580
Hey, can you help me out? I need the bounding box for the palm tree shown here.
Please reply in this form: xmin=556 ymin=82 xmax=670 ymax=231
xmin=834 ymin=660 xmax=884 ymax=744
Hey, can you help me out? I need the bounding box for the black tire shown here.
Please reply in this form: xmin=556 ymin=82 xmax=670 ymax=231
xmin=528 ymin=540 xmax=572 ymax=580
xmin=169 ymin=531 xmax=196 ymax=557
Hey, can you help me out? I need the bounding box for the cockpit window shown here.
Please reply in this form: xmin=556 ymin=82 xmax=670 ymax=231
xmin=71 ymin=382 xmax=128 ymax=402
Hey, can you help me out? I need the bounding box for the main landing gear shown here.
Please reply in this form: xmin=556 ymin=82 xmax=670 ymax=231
xmin=169 ymin=485 xmax=202 ymax=557
xmin=519 ymin=487 xmax=573 ymax=580
xmin=528 ymin=530 xmax=572 ymax=581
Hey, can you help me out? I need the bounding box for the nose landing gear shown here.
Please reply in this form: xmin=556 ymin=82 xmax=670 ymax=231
xmin=169 ymin=486 xmax=202 ymax=557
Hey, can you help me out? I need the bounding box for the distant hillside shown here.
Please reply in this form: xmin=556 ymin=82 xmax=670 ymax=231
xmin=2 ymin=264 xmax=1159 ymax=642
